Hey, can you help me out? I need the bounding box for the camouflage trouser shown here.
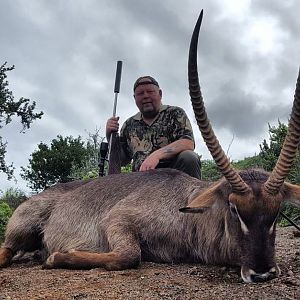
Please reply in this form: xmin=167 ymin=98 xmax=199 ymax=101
xmin=156 ymin=150 xmax=202 ymax=179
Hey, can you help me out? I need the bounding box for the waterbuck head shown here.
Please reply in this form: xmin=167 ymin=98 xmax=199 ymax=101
xmin=181 ymin=10 xmax=300 ymax=283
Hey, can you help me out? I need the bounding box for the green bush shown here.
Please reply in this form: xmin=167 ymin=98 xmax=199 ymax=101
xmin=278 ymin=203 xmax=300 ymax=227
xmin=82 ymin=170 xmax=99 ymax=180
xmin=121 ymin=164 xmax=132 ymax=174
xmin=201 ymin=159 xmax=222 ymax=181
xmin=0 ymin=202 xmax=13 ymax=243
xmin=0 ymin=187 xmax=27 ymax=210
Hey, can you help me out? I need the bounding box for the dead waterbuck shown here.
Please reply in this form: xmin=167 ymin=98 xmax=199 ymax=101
xmin=1 ymin=10 xmax=300 ymax=283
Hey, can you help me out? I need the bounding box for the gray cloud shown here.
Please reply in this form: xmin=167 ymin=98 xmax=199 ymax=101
xmin=205 ymin=80 xmax=291 ymax=137
xmin=0 ymin=0 xmax=299 ymax=192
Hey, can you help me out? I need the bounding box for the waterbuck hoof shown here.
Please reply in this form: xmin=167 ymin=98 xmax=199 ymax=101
xmin=43 ymin=252 xmax=60 ymax=269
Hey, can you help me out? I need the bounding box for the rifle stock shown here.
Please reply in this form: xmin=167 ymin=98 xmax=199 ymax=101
xmin=108 ymin=132 xmax=121 ymax=175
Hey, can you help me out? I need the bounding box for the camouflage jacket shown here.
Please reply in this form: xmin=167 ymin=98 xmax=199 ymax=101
xmin=120 ymin=105 xmax=194 ymax=171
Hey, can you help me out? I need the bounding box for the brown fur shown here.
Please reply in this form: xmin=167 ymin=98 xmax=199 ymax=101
xmin=1 ymin=168 xmax=299 ymax=283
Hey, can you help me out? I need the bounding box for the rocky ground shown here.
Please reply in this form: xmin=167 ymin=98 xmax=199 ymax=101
xmin=0 ymin=226 xmax=299 ymax=300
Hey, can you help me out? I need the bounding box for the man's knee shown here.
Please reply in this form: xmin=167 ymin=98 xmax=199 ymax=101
xmin=175 ymin=150 xmax=202 ymax=179
xmin=177 ymin=150 xmax=201 ymax=164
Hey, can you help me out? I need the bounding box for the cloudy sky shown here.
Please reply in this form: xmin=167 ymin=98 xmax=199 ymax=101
xmin=0 ymin=0 xmax=299 ymax=193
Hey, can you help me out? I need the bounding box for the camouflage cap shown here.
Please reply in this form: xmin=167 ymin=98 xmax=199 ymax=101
xmin=133 ymin=76 xmax=160 ymax=91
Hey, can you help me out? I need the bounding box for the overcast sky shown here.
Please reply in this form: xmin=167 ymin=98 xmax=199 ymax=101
xmin=1 ymin=0 xmax=299 ymax=193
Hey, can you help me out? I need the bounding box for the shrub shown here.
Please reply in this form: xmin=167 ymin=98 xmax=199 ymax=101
xmin=201 ymin=159 xmax=222 ymax=181
xmin=0 ymin=187 xmax=27 ymax=210
xmin=0 ymin=202 xmax=12 ymax=243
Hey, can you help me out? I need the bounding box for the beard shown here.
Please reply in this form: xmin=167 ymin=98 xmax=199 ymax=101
xmin=140 ymin=103 xmax=159 ymax=119
xmin=142 ymin=110 xmax=159 ymax=119
xmin=141 ymin=107 xmax=160 ymax=119
xmin=138 ymin=101 xmax=161 ymax=119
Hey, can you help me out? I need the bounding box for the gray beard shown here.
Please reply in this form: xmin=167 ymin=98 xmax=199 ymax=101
xmin=142 ymin=110 xmax=159 ymax=119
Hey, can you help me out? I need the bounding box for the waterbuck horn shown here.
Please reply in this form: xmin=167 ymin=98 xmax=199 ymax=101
xmin=263 ymin=68 xmax=300 ymax=195
xmin=188 ymin=10 xmax=249 ymax=194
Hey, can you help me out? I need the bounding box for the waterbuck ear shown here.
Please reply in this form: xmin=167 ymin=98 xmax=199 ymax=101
xmin=283 ymin=182 xmax=300 ymax=208
xmin=179 ymin=181 xmax=228 ymax=214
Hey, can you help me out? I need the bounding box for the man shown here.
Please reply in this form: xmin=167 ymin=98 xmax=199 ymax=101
xmin=106 ymin=76 xmax=202 ymax=179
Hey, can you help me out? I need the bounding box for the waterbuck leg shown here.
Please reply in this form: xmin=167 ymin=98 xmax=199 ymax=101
xmin=44 ymin=248 xmax=141 ymax=270
xmin=0 ymin=247 xmax=13 ymax=268
xmin=44 ymin=225 xmax=141 ymax=270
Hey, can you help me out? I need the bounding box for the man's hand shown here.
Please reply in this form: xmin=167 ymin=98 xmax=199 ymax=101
xmin=106 ymin=117 xmax=119 ymax=140
xmin=139 ymin=152 xmax=160 ymax=171
xmin=139 ymin=139 xmax=194 ymax=172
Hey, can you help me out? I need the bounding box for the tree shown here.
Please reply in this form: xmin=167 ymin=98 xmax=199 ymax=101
xmin=0 ymin=62 xmax=43 ymax=179
xmin=70 ymin=128 xmax=132 ymax=180
xmin=201 ymin=159 xmax=222 ymax=181
xmin=259 ymin=120 xmax=288 ymax=172
xmin=70 ymin=128 xmax=105 ymax=180
xmin=258 ymin=120 xmax=300 ymax=183
xmin=0 ymin=201 xmax=12 ymax=243
xmin=258 ymin=120 xmax=300 ymax=224
xmin=0 ymin=187 xmax=27 ymax=210
xmin=233 ymin=155 xmax=263 ymax=171
xmin=21 ymin=135 xmax=88 ymax=191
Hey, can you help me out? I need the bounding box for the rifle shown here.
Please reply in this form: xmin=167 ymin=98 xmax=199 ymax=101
xmin=98 ymin=61 xmax=123 ymax=176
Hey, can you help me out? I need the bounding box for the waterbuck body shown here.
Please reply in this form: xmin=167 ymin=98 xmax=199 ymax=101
xmin=1 ymin=10 xmax=300 ymax=283
xmin=0 ymin=168 xmax=298 ymax=283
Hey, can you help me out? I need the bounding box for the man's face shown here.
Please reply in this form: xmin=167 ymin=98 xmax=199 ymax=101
xmin=134 ymin=81 xmax=162 ymax=119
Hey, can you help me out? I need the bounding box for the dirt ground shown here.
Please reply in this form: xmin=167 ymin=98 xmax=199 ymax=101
xmin=0 ymin=226 xmax=299 ymax=300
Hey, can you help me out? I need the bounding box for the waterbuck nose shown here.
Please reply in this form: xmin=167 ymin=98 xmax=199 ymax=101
xmin=241 ymin=266 xmax=280 ymax=283
xmin=250 ymin=270 xmax=277 ymax=283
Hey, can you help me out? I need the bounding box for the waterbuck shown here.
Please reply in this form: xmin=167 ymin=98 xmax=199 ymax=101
xmin=0 ymin=10 xmax=300 ymax=283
